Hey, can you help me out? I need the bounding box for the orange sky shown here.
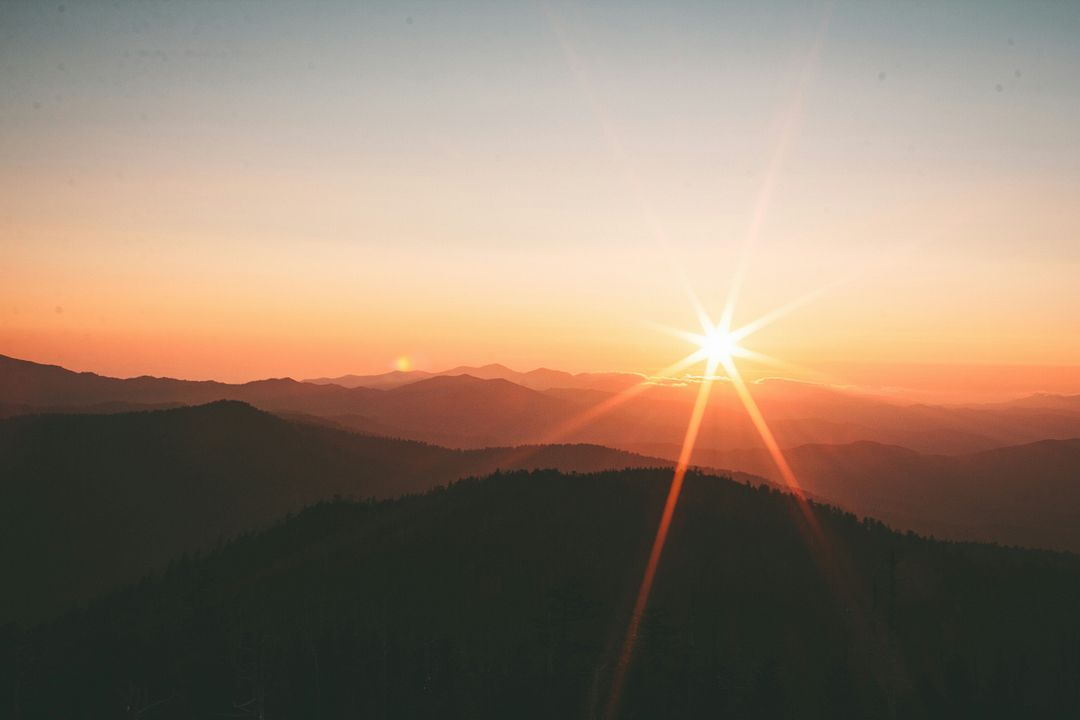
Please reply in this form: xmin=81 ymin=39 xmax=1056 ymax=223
xmin=2 ymin=2 xmax=1079 ymax=400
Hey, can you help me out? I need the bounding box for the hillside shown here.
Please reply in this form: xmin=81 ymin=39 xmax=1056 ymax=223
xmin=642 ymin=439 xmax=1080 ymax=552
xmin=5 ymin=469 xmax=1080 ymax=718
xmin=0 ymin=402 xmax=676 ymax=624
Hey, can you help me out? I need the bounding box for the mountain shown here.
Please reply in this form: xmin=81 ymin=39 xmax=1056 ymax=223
xmin=0 ymin=402 xmax=679 ymax=625
xmin=561 ymin=378 xmax=1080 ymax=456
xmin=0 ymin=355 xmax=596 ymax=447
xmin=0 ymin=353 xmax=380 ymax=415
xmin=641 ymin=438 xmax=1080 ymax=552
xmin=305 ymin=362 xmax=647 ymax=392
xmin=355 ymin=375 xmax=580 ymax=447
xmin=5 ymin=468 xmax=1080 ymax=718
xmin=304 ymin=368 xmax=437 ymax=390
xmin=8 ymin=353 xmax=1080 ymax=455
xmin=973 ymin=392 xmax=1080 ymax=413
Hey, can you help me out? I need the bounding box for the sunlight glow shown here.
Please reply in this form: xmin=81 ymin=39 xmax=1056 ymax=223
xmin=544 ymin=5 xmax=845 ymax=714
xmin=604 ymin=354 xmax=720 ymax=720
xmin=606 ymin=288 xmax=837 ymax=718
xmin=606 ymin=297 xmax=823 ymax=718
xmin=691 ymin=322 xmax=742 ymax=367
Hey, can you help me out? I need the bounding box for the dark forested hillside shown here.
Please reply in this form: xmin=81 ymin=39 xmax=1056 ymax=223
xmin=0 ymin=403 xmax=675 ymax=624
xmin=4 ymin=469 xmax=1079 ymax=719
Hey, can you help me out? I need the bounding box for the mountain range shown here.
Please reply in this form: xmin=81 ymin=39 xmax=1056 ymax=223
xmin=305 ymin=362 xmax=647 ymax=392
xmin=6 ymin=351 xmax=1080 ymax=554
xmin=633 ymin=438 xmax=1080 ymax=552
xmin=5 ymin=352 xmax=1080 ymax=716
xmin=0 ymin=401 xmax=683 ymax=625
xmin=5 ymin=399 xmax=1080 ymax=630
xmin=6 ymin=353 xmax=1080 ymax=455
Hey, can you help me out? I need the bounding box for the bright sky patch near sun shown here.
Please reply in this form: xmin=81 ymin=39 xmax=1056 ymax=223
xmin=1 ymin=1 xmax=1079 ymax=399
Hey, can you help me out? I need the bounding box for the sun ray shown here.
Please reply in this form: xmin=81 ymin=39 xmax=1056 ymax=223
xmin=549 ymin=6 xmax=846 ymax=714
xmin=720 ymin=358 xmax=807 ymax=498
xmin=603 ymin=356 xmax=720 ymax=720
xmin=729 ymin=277 xmax=843 ymax=344
xmin=482 ymin=348 xmax=714 ymax=474
xmin=647 ymin=321 xmax=711 ymax=349
xmin=688 ymin=292 xmax=716 ymax=338
xmin=604 ymin=31 xmax=837 ymax=703
xmin=719 ymin=10 xmax=830 ymax=339
xmin=727 ymin=347 xmax=831 ymax=384
xmin=530 ymin=348 xmax=710 ymax=443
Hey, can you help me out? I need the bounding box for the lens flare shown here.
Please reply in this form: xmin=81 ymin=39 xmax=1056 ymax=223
xmin=691 ymin=322 xmax=742 ymax=368
xmin=605 ymin=299 xmax=831 ymax=719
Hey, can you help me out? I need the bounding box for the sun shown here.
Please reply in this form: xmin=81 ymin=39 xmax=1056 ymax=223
xmin=697 ymin=324 xmax=741 ymax=366
xmin=678 ymin=318 xmax=747 ymax=372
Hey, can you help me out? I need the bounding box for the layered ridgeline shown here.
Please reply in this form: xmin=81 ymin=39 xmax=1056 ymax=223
xmin=632 ymin=439 xmax=1080 ymax=553
xmin=4 ymin=469 xmax=1080 ymax=718
xmin=305 ymin=362 xmax=645 ymax=392
xmin=7 ymin=353 xmax=1080 ymax=454
xmin=0 ymin=402 xmax=679 ymax=625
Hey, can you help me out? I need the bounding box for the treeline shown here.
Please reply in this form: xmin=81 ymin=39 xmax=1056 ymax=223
xmin=4 ymin=468 xmax=1080 ymax=718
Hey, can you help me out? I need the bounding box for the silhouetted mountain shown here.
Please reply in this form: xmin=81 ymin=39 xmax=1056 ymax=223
xmin=0 ymin=355 xmax=596 ymax=447
xmin=0 ymin=402 xmax=677 ymax=625
xmin=357 ymin=375 xmax=578 ymax=447
xmin=647 ymin=439 xmax=1080 ymax=552
xmin=1 ymin=400 xmax=186 ymax=420
xmin=0 ymin=353 xmax=379 ymax=415
xmin=305 ymin=362 xmax=646 ymax=392
xmin=5 ymin=469 xmax=1080 ymax=718
xmin=442 ymin=362 xmax=519 ymax=379
xmin=304 ymin=368 xmax=438 ymax=390
xmin=8 ymin=354 xmax=1080 ymax=455
xmin=974 ymin=392 xmax=1080 ymax=413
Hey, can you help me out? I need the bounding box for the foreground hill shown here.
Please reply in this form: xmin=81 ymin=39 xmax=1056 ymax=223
xmin=0 ymin=402 xmax=676 ymax=624
xmin=642 ymin=439 xmax=1080 ymax=553
xmin=4 ymin=469 xmax=1080 ymax=718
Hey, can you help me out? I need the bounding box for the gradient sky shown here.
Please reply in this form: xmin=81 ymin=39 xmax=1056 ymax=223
xmin=2 ymin=0 xmax=1079 ymax=397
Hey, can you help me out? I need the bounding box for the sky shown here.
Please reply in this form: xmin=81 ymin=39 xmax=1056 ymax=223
xmin=2 ymin=0 xmax=1079 ymax=398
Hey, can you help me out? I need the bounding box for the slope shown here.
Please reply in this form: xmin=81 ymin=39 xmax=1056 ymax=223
xmin=0 ymin=402 xmax=676 ymax=624
xmin=656 ymin=439 xmax=1080 ymax=552
xmin=5 ymin=469 xmax=1080 ymax=718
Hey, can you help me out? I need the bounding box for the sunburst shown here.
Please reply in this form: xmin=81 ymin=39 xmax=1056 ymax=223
xmin=604 ymin=291 xmax=826 ymax=719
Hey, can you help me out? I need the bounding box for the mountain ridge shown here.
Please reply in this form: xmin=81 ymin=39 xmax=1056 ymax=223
xmin=0 ymin=400 xmax=692 ymax=625
xmin=7 ymin=353 xmax=1080 ymax=455
xmin=304 ymin=361 xmax=647 ymax=392
xmin=633 ymin=436 xmax=1080 ymax=552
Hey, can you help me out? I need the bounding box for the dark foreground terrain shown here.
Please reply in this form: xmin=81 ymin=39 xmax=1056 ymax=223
xmin=4 ymin=469 xmax=1080 ymax=719
xmin=0 ymin=402 xmax=676 ymax=624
